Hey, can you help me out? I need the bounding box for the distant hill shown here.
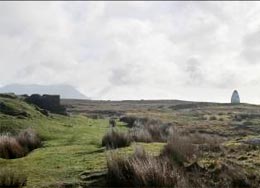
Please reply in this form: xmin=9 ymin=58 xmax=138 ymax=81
xmin=0 ymin=84 xmax=88 ymax=99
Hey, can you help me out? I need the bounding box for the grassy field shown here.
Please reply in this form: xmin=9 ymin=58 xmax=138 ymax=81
xmin=1 ymin=95 xmax=260 ymax=187
xmin=62 ymin=99 xmax=260 ymax=187
xmin=0 ymin=96 xmax=163 ymax=187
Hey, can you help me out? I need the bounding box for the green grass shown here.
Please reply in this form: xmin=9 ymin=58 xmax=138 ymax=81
xmin=0 ymin=115 xmax=105 ymax=187
xmin=0 ymin=96 xmax=163 ymax=187
xmin=6 ymin=96 xmax=260 ymax=187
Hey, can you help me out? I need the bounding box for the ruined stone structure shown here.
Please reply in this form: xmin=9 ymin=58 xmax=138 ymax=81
xmin=25 ymin=94 xmax=67 ymax=115
xmin=231 ymin=90 xmax=240 ymax=104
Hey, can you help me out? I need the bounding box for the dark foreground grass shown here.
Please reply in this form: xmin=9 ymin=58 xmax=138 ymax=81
xmin=0 ymin=168 xmax=27 ymax=188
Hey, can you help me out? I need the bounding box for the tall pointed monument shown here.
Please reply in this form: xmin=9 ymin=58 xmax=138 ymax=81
xmin=231 ymin=90 xmax=240 ymax=104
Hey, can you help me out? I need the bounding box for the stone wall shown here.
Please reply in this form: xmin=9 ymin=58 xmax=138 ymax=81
xmin=25 ymin=94 xmax=67 ymax=115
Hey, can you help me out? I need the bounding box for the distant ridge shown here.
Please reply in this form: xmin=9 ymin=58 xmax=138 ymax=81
xmin=0 ymin=84 xmax=88 ymax=99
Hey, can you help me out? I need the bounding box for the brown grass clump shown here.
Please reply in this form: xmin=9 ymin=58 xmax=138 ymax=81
xmin=0 ymin=128 xmax=41 ymax=159
xmin=190 ymin=133 xmax=223 ymax=152
xmin=161 ymin=132 xmax=199 ymax=165
xmin=105 ymin=128 xmax=255 ymax=188
xmin=128 ymin=128 xmax=153 ymax=143
xmin=0 ymin=168 xmax=27 ymax=187
xmin=102 ymin=129 xmax=130 ymax=149
xmin=0 ymin=135 xmax=25 ymax=159
xmin=105 ymin=130 xmax=253 ymax=187
xmin=106 ymin=147 xmax=180 ymax=187
xmin=16 ymin=128 xmax=41 ymax=152
xmin=145 ymin=123 xmax=170 ymax=142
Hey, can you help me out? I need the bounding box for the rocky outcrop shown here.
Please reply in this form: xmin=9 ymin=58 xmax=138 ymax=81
xmin=231 ymin=90 xmax=240 ymax=104
xmin=25 ymin=94 xmax=67 ymax=115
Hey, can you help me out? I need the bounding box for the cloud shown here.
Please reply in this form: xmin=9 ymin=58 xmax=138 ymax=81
xmin=241 ymin=28 xmax=260 ymax=64
xmin=184 ymin=57 xmax=205 ymax=86
xmin=1 ymin=2 xmax=260 ymax=103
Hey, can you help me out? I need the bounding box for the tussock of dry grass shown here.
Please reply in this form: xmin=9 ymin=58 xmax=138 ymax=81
xmin=190 ymin=133 xmax=223 ymax=152
xmin=124 ymin=116 xmax=173 ymax=142
xmin=17 ymin=128 xmax=41 ymax=152
xmin=102 ymin=129 xmax=130 ymax=149
xmin=128 ymin=128 xmax=153 ymax=143
xmin=0 ymin=128 xmax=41 ymax=159
xmin=106 ymin=147 xmax=181 ymax=187
xmin=106 ymin=133 xmax=251 ymax=187
xmin=161 ymin=131 xmax=199 ymax=165
xmin=0 ymin=135 xmax=25 ymax=159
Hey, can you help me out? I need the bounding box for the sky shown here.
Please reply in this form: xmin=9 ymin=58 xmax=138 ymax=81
xmin=1 ymin=1 xmax=260 ymax=103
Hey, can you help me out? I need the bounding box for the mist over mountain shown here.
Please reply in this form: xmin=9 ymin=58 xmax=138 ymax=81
xmin=0 ymin=84 xmax=87 ymax=99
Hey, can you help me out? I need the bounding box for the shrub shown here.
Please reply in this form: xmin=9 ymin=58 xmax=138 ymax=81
xmin=131 ymin=119 xmax=172 ymax=142
xmin=0 ymin=128 xmax=41 ymax=159
xmin=0 ymin=135 xmax=25 ymax=159
xmin=120 ymin=116 xmax=173 ymax=142
xmin=16 ymin=128 xmax=41 ymax=152
xmin=102 ymin=129 xmax=130 ymax=149
xmin=106 ymin=147 xmax=179 ymax=187
xmin=189 ymin=133 xmax=223 ymax=152
xmin=0 ymin=168 xmax=27 ymax=187
xmin=161 ymin=132 xmax=198 ymax=165
xmin=119 ymin=116 xmax=138 ymax=127
xmin=128 ymin=128 xmax=153 ymax=143
xmin=145 ymin=123 xmax=170 ymax=142
xmin=105 ymin=131 xmax=252 ymax=187
xmin=209 ymin=116 xmax=217 ymax=120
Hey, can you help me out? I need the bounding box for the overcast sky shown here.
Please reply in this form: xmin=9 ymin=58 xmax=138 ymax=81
xmin=1 ymin=2 xmax=260 ymax=103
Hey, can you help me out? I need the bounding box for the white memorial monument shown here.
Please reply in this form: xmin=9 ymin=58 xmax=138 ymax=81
xmin=231 ymin=90 xmax=240 ymax=104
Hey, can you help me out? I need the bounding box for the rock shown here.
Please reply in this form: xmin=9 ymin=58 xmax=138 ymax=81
xmin=231 ymin=90 xmax=240 ymax=104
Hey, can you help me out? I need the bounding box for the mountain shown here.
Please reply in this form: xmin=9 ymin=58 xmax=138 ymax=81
xmin=0 ymin=84 xmax=88 ymax=99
